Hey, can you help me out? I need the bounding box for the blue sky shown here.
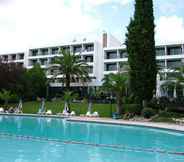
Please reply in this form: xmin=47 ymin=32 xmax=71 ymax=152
xmin=0 ymin=0 xmax=184 ymax=53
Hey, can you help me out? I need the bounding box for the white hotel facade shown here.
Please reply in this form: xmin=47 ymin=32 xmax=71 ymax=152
xmin=0 ymin=33 xmax=184 ymax=96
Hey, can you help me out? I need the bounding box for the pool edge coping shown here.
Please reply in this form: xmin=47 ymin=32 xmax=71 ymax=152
xmin=0 ymin=113 xmax=184 ymax=133
xmin=67 ymin=117 xmax=184 ymax=133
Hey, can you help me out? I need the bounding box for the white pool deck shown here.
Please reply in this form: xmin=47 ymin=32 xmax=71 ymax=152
xmin=0 ymin=113 xmax=184 ymax=132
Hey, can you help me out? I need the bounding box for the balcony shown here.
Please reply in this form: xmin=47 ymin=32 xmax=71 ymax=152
xmin=84 ymin=44 xmax=94 ymax=52
xmin=19 ymin=54 xmax=24 ymax=60
xmin=51 ymin=48 xmax=59 ymax=55
xmin=105 ymin=63 xmax=117 ymax=71
xmin=73 ymin=45 xmax=82 ymax=54
xmin=41 ymin=49 xmax=49 ymax=55
xmin=30 ymin=50 xmax=38 ymax=56
xmin=167 ymin=47 xmax=182 ymax=55
xmin=84 ymin=56 xmax=93 ymax=63
xmin=119 ymin=50 xmax=128 ymax=58
xmin=11 ymin=55 xmax=16 ymax=61
xmin=156 ymin=48 xmax=165 ymax=56
xmin=167 ymin=59 xmax=182 ymax=69
xmin=29 ymin=59 xmax=38 ymax=66
xmin=88 ymin=66 xmax=93 ymax=74
xmin=105 ymin=51 xmax=117 ymax=59
xmin=157 ymin=60 xmax=165 ymax=69
xmin=40 ymin=59 xmax=48 ymax=66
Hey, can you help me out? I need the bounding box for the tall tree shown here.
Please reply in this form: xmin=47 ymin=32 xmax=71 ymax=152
xmin=126 ymin=0 xmax=157 ymax=106
xmin=25 ymin=64 xmax=47 ymax=99
xmin=0 ymin=61 xmax=26 ymax=96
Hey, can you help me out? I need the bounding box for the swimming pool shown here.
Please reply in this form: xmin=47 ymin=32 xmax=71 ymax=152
xmin=0 ymin=115 xmax=184 ymax=162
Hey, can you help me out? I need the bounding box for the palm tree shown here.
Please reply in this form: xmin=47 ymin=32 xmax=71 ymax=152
xmin=102 ymin=73 xmax=128 ymax=114
xmin=48 ymin=49 xmax=90 ymax=90
xmin=161 ymin=65 xmax=184 ymax=98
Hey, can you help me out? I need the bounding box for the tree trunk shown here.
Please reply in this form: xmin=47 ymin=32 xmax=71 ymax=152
xmin=65 ymin=74 xmax=70 ymax=91
xmin=116 ymin=94 xmax=123 ymax=114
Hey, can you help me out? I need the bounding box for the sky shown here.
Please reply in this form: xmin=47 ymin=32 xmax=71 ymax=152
xmin=0 ymin=0 xmax=184 ymax=53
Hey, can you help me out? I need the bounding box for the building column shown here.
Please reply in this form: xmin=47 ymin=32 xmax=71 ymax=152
xmin=173 ymin=86 xmax=177 ymax=98
xmin=48 ymin=48 xmax=52 ymax=55
xmin=182 ymin=44 xmax=184 ymax=54
xmin=117 ymin=49 xmax=120 ymax=59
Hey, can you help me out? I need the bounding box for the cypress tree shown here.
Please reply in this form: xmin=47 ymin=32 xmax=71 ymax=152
xmin=125 ymin=0 xmax=157 ymax=106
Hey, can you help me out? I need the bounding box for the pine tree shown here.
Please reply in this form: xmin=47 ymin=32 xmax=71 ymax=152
xmin=126 ymin=0 xmax=157 ymax=106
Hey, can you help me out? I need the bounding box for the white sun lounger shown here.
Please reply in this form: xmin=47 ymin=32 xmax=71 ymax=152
xmin=172 ymin=118 xmax=184 ymax=125
xmin=45 ymin=110 xmax=52 ymax=115
xmin=0 ymin=107 xmax=4 ymax=113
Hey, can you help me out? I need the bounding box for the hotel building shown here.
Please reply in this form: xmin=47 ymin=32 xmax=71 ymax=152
xmin=0 ymin=33 xmax=184 ymax=96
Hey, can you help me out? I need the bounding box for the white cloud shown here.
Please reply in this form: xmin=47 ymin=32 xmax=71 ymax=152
xmin=87 ymin=0 xmax=132 ymax=6
xmin=120 ymin=0 xmax=133 ymax=6
xmin=0 ymin=0 xmax=102 ymax=53
xmin=155 ymin=16 xmax=184 ymax=44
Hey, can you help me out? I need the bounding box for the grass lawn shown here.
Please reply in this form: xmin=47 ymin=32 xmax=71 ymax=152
xmin=2 ymin=100 xmax=116 ymax=118
xmin=2 ymin=100 xmax=184 ymax=122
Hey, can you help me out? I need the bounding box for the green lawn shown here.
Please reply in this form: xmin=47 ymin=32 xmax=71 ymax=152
xmin=4 ymin=100 xmax=116 ymax=117
xmin=2 ymin=100 xmax=184 ymax=122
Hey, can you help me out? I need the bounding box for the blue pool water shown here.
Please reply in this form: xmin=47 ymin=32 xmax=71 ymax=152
xmin=0 ymin=115 xmax=184 ymax=162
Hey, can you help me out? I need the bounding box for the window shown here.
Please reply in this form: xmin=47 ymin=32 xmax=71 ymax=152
xmin=168 ymin=47 xmax=182 ymax=55
xmin=41 ymin=49 xmax=48 ymax=55
xmin=84 ymin=56 xmax=93 ymax=62
xmin=167 ymin=59 xmax=181 ymax=69
xmin=40 ymin=59 xmax=47 ymax=65
xmin=61 ymin=46 xmax=70 ymax=53
xmin=19 ymin=54 xmax=24 ymax=60
xmin=12 ymin=55 xmax=16 ymax=60
xmin=3 ymin=55 xmax=8 ymax=61
xmin=31 ymin=50 xmax=38 ymax=56
xmin=51 ymin=48 xmax=58 ymax=54
xmin=105 ymin=63 xmax=117 ymax=71
xmin=88 ymin=66 xmax=93 ymax=73
xmin=157 ymin=60 xmax=165 ymax=69
xmin=156 ymin=48 xmax=165 ymax=56
xmin=119 ymin=50 xmax=128 ymax=58
xmin=106 ymin=51 xmax=117 ymax=59
xmin=29 ymin=59 xmax=37 ymax=66
xmin=73 ymin=45 xmax=82 ymax=53
xmin=84 ymin=44 xmax=94 ymax=52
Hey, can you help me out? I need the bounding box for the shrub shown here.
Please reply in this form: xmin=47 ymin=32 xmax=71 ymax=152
xmin=147 ymin=98 xmax=164 ymax=110
xmin=167 ymin=106 xmax=184 ymax=113
xmin=141 ymin=107 xmax=157 ymax=119
xmin=124 ymin=104 xmax=142 ymax=115
xmin=157 ymin=97 xmax=170 ymax=108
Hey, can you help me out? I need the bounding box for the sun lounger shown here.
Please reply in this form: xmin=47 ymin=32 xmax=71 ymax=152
xmin=86 ymin=111 xmax=92 ymax=117
xmin=92 ymin=111 xmax=99 ymax=117
xmin=0 ymin=107 xmax=4 ymax=113
xmin=172 ymin=118 xmax=184 ymax=125
xmin=45 ymin=110 xmax=52 ymax=115
xmin=70 ymin=111 xmax=76 ymax=116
